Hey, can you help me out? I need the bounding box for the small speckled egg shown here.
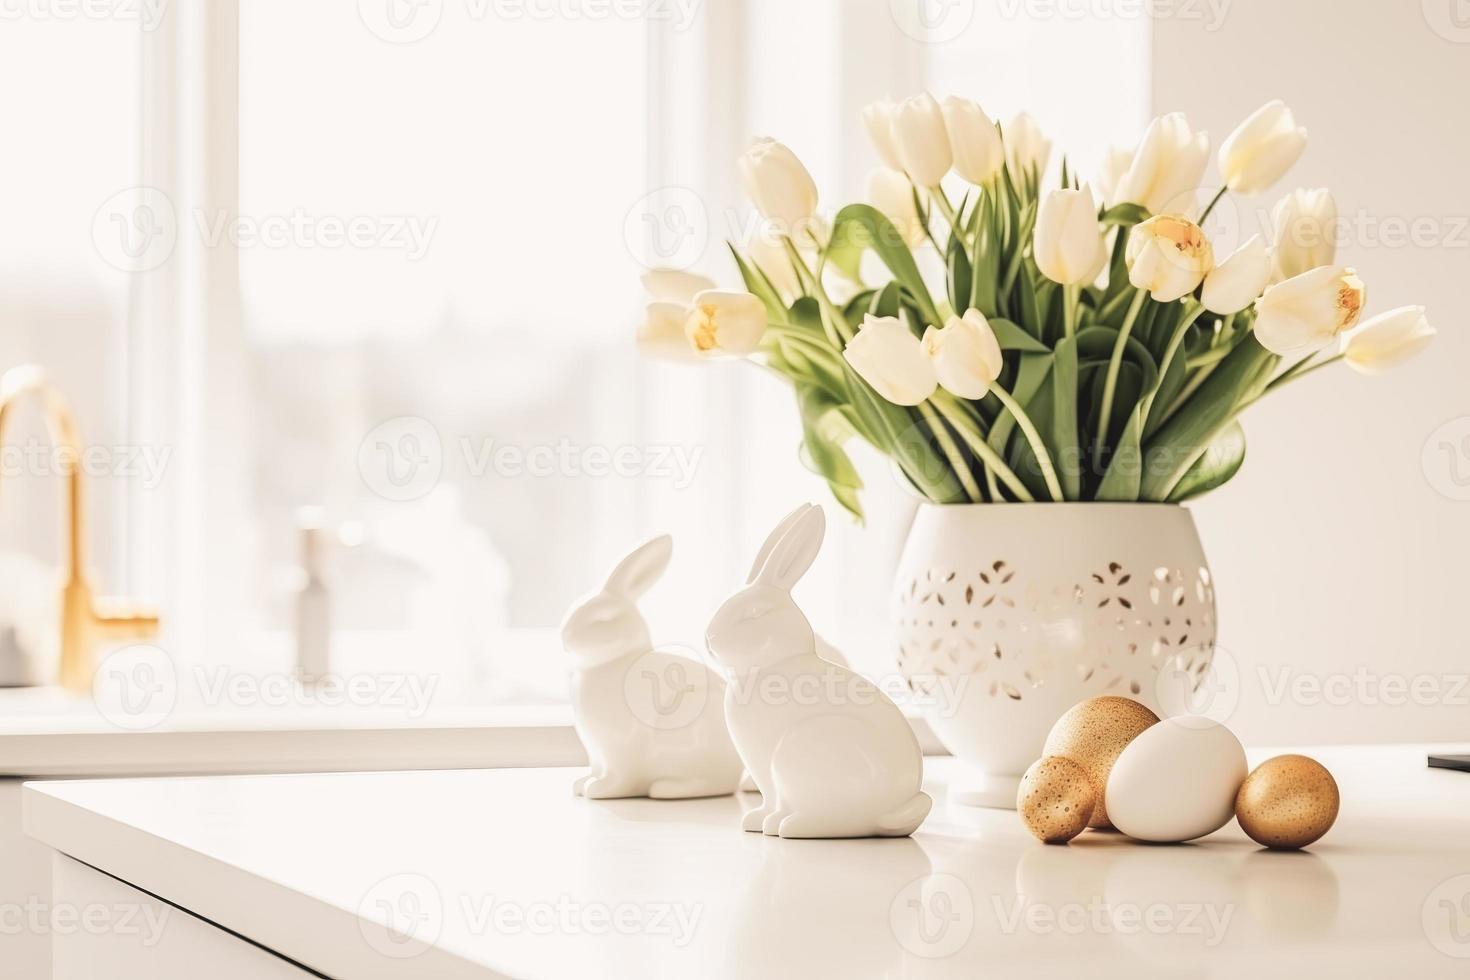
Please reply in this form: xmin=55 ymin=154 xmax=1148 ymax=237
xmin=1042 ymin=696 xmax=1159 ymax=828
xmin=1235 ymin=755 xmax=1339 ymax=849
xmin=1018 ymin=756 xmax=1096 ymax=844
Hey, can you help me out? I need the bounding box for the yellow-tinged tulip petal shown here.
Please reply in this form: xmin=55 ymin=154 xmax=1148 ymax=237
xmin=892 ymin=92 xmax=953 ymax=188
xmin=923 ymin=309 xmax=1003 ymax=399
xmin=1004 ymin=112 xmax=1052 ymax=178
xmin=738 ymin=137 xmax=818 ymax=235
xmin=1343 ymin=305 xmax=1435 ymax=374
xmin=1254 ymin=265 xmax=1365 ymax=357
xmin=638 ymin=301 xmax=701 ymax=362
xmin=866 ymin=167 xmax=927 ymax=248
xmin=1201 ymin=235 xmax=1271 ymax=315
xmin=684 ymin=289 xmax=767 ymax=358
xmin=1034 ymin=185 xmax=1105 ymax=287
xmin=1271 ymin=188 xmax=1337 ymax=282
xmin=1096 ymin=146 xmax=1134 ymax=208
xmin=861 ymin=100 xmax=904 ymax=172
xmin=640 ymin=268 xmax=716 ymax=305
xmin=1127 ymin=214 xmax=1214 ymax=302
xmin=1114 ymin=113 xmax=1210 ymax=216
xmin=1219 ymin=100 xmax=1308 ymax=195
xmin=942 ymin=96 xmax=1004 ymax=186
xmin=843 ymin=314 xmax=937 ymax=406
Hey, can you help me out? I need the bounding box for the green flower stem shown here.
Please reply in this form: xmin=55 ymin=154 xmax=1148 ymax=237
xmin=1265 ymin=352 xmax=1343 ymax=393
xmin=1063 ymin=284 xmax=1081 ymax=338
xmin=916 ymin=401 xmax=982 ymax=503
xmin=1095 ymin=288 xmax=1147 ymax=469
xmin=929 ymin=185 xmax=966 ymax=248
xmin=762 ymin=322 xmax=842 ymax=365
xmin=1198 ymin=184 xmax=1228 ymax=222
xmin=931 ymin=392 xmax=1036 ymax=503
xmin=782 ymin=236 xmax=853 ymax=346
xmin=1138 ymin=300 xmax=1206 ymax=423
xmin=986 ymin=386 xmax=1063 ymax=502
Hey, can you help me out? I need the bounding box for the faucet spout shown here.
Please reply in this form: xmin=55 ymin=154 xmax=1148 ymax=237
xmin=0 ymin=366 xmax=160 ymax=692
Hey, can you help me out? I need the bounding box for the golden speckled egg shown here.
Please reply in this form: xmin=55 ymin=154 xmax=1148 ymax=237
xmin=1042 ymin=696 xmax=1159 ymax=829
xmin=1018 ymin=756 xmax=1096 ymax=844
xmin=1235 ymin=754 xmax=1339 ymax=850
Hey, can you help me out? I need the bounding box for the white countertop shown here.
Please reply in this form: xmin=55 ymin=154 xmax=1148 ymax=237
xmin=23 ymin=744 xmax=1470 ymax=978
xmin=0 ymin=686 xmax=583 ymax=777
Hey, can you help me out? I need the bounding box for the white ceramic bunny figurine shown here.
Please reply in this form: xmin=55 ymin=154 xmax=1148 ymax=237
xmin=706 ymin=504 xmax=932 ymax=838
xmin=562 ymin=534 xmax=744 ymax=800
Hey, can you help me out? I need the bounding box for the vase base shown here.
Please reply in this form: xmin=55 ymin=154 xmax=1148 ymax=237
xmin=945 ymin=769 xmax=1021 ymax=810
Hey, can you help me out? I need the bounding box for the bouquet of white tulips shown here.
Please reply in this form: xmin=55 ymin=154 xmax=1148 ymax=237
xmin=637 ymin=95 xmax=1436 ymax=520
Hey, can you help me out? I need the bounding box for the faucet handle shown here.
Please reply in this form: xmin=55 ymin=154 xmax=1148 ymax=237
xmin=92 ymin=597 xmax=161 ymax=641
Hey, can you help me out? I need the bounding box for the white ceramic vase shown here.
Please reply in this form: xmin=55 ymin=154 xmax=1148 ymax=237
xmin=892 ymin=503 xmax=1216 ymax=808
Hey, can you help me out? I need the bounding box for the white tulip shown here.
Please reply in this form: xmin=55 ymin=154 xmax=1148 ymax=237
xmin=738 ymin=137 xmax=819 ymax=234
xmin=842 ymin=314 xmax=937 ymax=406
xmin=1271 ymin=187 xmax=1337 ymax=281
xmin=1004 ymin=112 xmax=1052 ymax=179
xmin=1201 ymin=234 xmax=1272 ymax=315
xmin=1096 ymin=146 xmax=1134 ymax=208
xmin=891 ymin=92 xmax=953 ymax=188
xmin=866 ymin=167 xmax=927 ymax=247
xmin=1343 ymin=305 xmax=1435 ymax=374
xmin=861 ymin=100 xmax=904 ymax=172
xmin=638 ymin=301 xmax=701 ymax=362
xmin=640 ymin=268 xmax=715 ymax=304
xmin=1219 ymin=100 xmax=1308 ymax=195
xmin=1126 ymin=214 xmax=1214 ymax=302
xmin=922 ymin=309 xmax=1004 ymax=399
xmin=1034 ymin=185 xmax=1105 ymax=287
xmin=1253 ymin=265 xmax=1366 ymax=357
xmin=684 ymin=289 xmax=767 ymax=358
xmin=1114 ymin=113 xmax=1210 ymax=216
xmin=941 ymin=96 xmax=1004 ymax=186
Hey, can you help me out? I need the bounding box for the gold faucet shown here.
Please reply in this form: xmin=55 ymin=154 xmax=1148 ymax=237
xmin=0 ymin=366 xmax=160 ymax=691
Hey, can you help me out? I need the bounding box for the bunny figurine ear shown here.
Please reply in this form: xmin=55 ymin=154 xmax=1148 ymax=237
xmin=753 ymin=504 xmax=825 ymax=591
xmin=604 ymin=534 xmax=673 ymax=599
xmin=745 ymin=503 xmax=814 ymax=584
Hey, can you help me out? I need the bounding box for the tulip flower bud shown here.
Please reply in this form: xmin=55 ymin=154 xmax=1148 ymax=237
xmin=1219 ymin=100 xmax=1308 ymax=195
xmin=1270 ymin=187 xmax=1337 ymax=282
xmin=738 ymin=137 xmax=819 ymax=235
xmin=842 ymin=314 xmax=938 ymax=406
xmin=922 ymin=309 xmax=1004 ymax=400
xmin=640 ymin=268 xmax=715 ymax=304
xmin=941 ymin=96 xmax=1004 ymax=186
xmin=866 ymin=167 xmax=927 ymax=248
xmin=684 ymin=289 xmax=767 ymax=358
xmin=1253 ymin=265 xmax=1366 ymax=357
xmin=1343 ymin=305 xmax=1435 ymax=374
xmin=891 ymin=93 xmax=953 ymax=188
xmin=1114 ymin=112 xmax=1210 ymax=216
xmin=1096 ymin=146 xmax=1134 ymax=208
xmin=638 ymin=301 xmax=702 ymax=362
xmin=1034 ymin=185 xmax=1105 ymax=287
xmin=1201 ymin=235 xmax=1271 ymax=315
xmin=1126 ymin=214 xmax=1214 ymax=302
xmin=1003 ymin=112 xmax=1052 ymax=179
xmin=861 ymin=100 xmax=904 ymax=172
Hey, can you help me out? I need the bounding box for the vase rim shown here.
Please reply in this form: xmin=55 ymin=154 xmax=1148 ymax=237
xmin=912 ymin=501 xmax=1189 ymax=510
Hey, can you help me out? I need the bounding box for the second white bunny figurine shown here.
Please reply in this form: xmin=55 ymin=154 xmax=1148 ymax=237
xmin=562 ymin=535 xmax=744 ymax=800
xmin=706 ymin=504 xmax=932 ymax=838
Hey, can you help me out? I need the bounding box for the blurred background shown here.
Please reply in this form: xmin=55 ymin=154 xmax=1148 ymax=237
xmin=0 ymin=0 xmax=1464 ymax=742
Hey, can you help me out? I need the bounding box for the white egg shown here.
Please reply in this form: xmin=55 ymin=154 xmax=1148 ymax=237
xmin=1105 ymin=718 xmax=1247 ymax=843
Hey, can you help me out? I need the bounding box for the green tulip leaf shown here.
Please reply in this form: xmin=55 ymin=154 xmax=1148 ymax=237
xmin=829 ymin=204 xmax=943 ymax=327
xmin=1167 ymin=422 xmax=1246 ymax=502
xmin=990 ymin=317 xmax=1051 ymax=353
xmin=796 ymin=384 xmax=866 ymax=521
xmin=729 ymin=244 xmax=784 ymax=319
